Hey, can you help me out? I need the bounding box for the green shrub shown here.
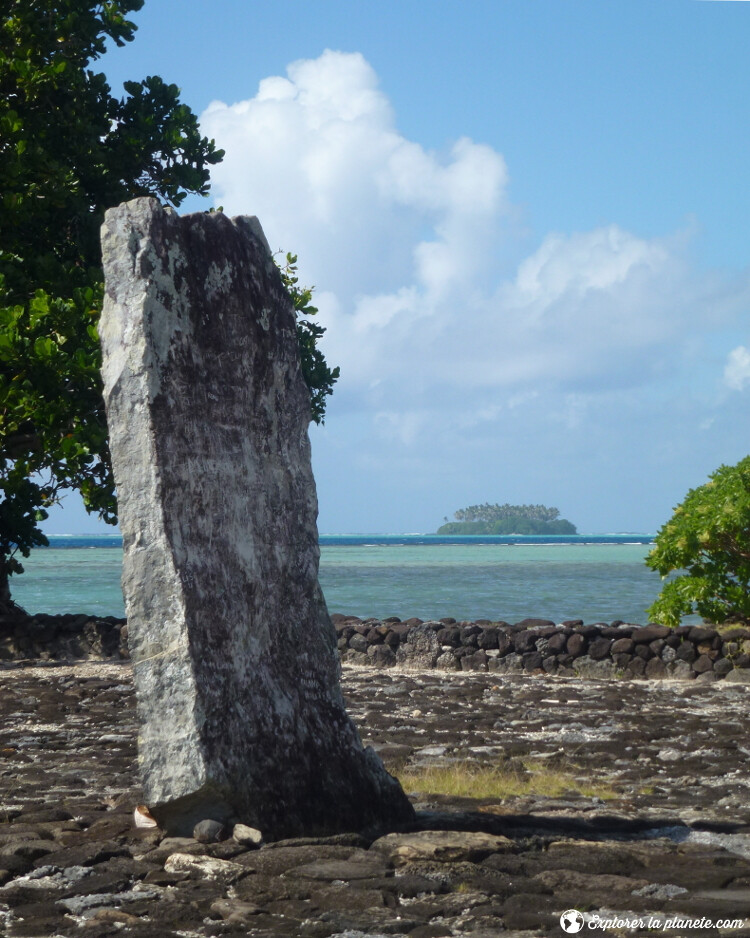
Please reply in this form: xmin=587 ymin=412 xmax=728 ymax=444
xmin=646 ymin=456 xmax=750 ymax=627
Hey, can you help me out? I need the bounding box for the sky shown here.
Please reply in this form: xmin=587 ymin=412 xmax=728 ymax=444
xmin=42 ymin=0 xmax=750 ymax=536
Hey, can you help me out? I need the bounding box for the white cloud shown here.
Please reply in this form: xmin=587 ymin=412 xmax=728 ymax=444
xmin=724 ymin=345 xmax=750 ymax=391
xmin=202 ymin=50 xmax=507 ymax=309
xmin=200 ymin=49 xmax=748 ymax=467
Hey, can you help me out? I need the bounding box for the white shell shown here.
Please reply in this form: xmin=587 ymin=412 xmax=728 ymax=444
xmin=133 ymin=804 xmax=158 ymax=828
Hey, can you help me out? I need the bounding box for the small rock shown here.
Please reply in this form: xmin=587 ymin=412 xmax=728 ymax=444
xmin=535 ymin=868 xmax=649 ymax=893
xmin=632 ymin=882 xmax=688 ymax=899
xmin=193 ymin=818 xmax=227 ymax=843
xmin=291 ymin=857 xmax=389 ymax=881
xmin=666 ymin=659 xmax=694 ymax=679
xmin=369 ymin=643 xmax=396 ymax=667
xmin=713 ymin=658 xmax=734 ymax=677
xmin=348 ymin=633 xmax=369 ymax=653
xmin=58 ymin=894 xmax=116 ymax=915
xmin=566 ymin=633 xmax=586 ymax=658
xmin=695 ymin=670 xmax=718 ymax=683
xmin=573 ymin=656 xmax=616 ymax=679
xmin=370 ymin=830 xmax=515 ymax=866
xmin=657 ymin=748 xmax=682 ymax=762
xmin=513 ymin=630 xmax=537 ymax=653
xmin=266 ymin=832 xmax=369 ymax=849
xmin=210 ymin=897 xmax=262 ymax=923
xmin=309 ymin=883 xmax=387 ymax=913
xmin=632 ymin=624 xmax=671 ymax=643
xmin=86 ymin=908 xmax=142 ymax=926
xmin=675 ymin=641 xmax=697 ymax=663
xmin=6 ymin=864 xmax=92 ymax=890
xmin=516 ymin=618 xmax=556 ymax=629
xmin=142 ymin=869 xmax=188 ymax=885
xmin=611 ymin=637 xmax=634 ymax=655
xmin=723 ymin=668 xmax=750 ymax=683
xmin=0 ymin=840 xmax=57 ymax=861
xmin=692 ymin=654 xmax=714 ymax=673
xmin=588 ymin=638 xmax=613 ymax=660
xmin=232 ymin=823 xmax=263 ymax=847
xmin=407 ymin=925 xmax=453 ymax=938
xmin=688 ymin=626 xmax=718 ymax=643
xmin=645 ymin=657 xmax=667 ymax=678
xmin=436 ymin=650 xmax=460 ymax=670
xmin=627 ymin=656 xmax=646 ymax=676
xmin=58 ymin=886 xmax=161 ymax=915
xmin=32 ymin=840 xmax=125 ymax=870
xmin=163 ymin=851 xmax=244 ymax=882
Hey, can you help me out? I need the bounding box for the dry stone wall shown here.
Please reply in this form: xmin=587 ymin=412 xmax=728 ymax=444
xmin=1 ymin=613 xmax=749 ymax=682
xmin=336 ymin=615 xmax=750 ymax=682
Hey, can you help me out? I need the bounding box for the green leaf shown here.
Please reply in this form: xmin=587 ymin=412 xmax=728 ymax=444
xmin=32 ymin=335 xmax=56 ymax=358
xmin=646 ymin=455 xmax=750 ymax=626
xmin=0 ymin=0 xmax=221 ymax=595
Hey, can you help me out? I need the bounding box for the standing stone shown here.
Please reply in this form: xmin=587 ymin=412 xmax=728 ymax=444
xmin=99 ymin=198 xmax=414 ymax=838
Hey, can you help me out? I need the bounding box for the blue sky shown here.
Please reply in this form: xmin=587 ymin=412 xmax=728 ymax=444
xmin=42 ymin=0 xmax=750 ymax=535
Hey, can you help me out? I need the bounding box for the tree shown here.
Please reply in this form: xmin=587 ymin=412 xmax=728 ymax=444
xmin=646 ymin=456 xmax=750 ymax=627
xmin=450 ymin=503 xmax=563 ymax=524
xmin=0 ymin=1 xmax=223 ymax=612
xmin=277 ymin=252 xmax=339 ymax=425
xmin=437 ymin=502 xmax=576 ymax=535
xmin=0 ymin=2 xmax=338 ymax=612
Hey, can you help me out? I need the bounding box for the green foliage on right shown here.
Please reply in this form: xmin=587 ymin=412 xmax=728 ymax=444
xmin=646 ymin=455 xmax=750 ymax=627
xmin=437 ymin=502 xmax=576 ymax=535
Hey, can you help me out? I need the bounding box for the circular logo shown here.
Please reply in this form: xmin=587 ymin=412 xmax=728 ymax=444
xmin=560 ymin=909 xmax=585 ymax=933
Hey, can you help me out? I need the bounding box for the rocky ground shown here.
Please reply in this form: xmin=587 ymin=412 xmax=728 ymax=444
xmin=1 ymin=661 xmax=749 ymax=938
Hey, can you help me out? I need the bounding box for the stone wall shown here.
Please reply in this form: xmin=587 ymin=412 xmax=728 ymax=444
xmin=1 ymin=613 xmax=749 ymax=682
xmin=0 ymin=615 xmax=128 ymax=662
xmin=335 ymin=615 xmax=750 ymax=682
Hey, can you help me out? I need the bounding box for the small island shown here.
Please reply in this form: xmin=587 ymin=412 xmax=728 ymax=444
xmin=437 ymin=502 xmax=577 ymax=535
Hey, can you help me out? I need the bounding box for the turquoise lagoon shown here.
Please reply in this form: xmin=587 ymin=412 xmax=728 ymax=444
xmin=10 ymin=533 xmax=694 ymax=625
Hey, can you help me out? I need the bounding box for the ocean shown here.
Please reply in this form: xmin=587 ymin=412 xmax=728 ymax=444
xmin=10 ymin=533 xmax=696 ymax=625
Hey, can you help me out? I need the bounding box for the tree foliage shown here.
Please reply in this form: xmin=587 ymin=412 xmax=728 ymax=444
xmin=0 ymin=2 xmax=339 ymax=610
xmin=277 ymin=252 xmax=339 ymax=425
xmin=452 ymin=503 xmax=562 ymax=524
xmin=0 ymin=1 xmax=221 ymax=608
xmin=646 ymin=456 xmax=750 ymax=627
xmin=437 ymin=503 xmax=576 ymax=535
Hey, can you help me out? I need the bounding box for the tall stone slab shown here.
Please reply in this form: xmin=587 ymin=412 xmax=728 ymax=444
xmin=99 ymin=198 xmax=414 ymax=837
